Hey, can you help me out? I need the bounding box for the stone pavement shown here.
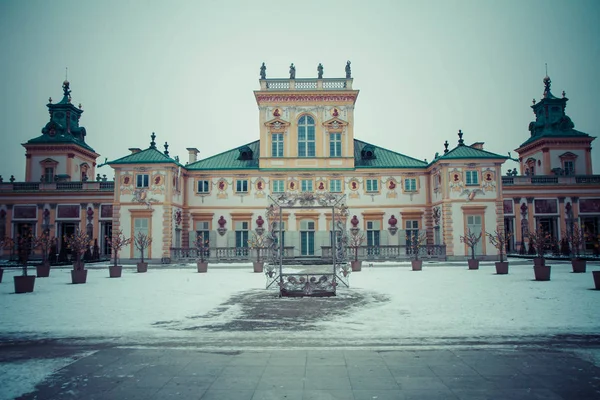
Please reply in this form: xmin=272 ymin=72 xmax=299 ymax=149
xmin=12 ymin=345 xmax=600 ymax=400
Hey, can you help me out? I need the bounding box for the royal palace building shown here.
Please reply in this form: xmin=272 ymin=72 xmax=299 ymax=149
xmin=1 ymin=66 xmax=599 ymax=262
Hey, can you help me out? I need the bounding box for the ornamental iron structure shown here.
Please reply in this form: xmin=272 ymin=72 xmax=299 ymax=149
xmin=265 ymin=192 xmax=349 ymax=297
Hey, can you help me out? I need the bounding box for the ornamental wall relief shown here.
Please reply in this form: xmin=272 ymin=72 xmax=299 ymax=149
xmin=385 ymin=177 xmax=398 ymax=199
xmin=316 ymin=180 xmax=327 ymax=192
xmin=151 ymin=173 xmax=165 ymax=195
xmin=216 ymin=178 xmax=229 ymax=199
xmin=348 ymin=178 xmax=360 ymax=199
xmin=449 ymin=168 xmax=465 ymax=192
xmin=481 ymin=168 xmax=496 ymax=192
xmin=254 ymin=178 xmax=266 ymax=199
xmin=120 ymin=173 xmax=133 ymax=195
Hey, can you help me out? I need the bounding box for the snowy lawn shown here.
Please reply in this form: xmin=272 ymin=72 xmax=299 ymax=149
xmin=1 ymin=260 xmax=599 ymax=347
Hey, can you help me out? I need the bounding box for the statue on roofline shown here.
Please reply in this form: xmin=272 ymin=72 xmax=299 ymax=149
xmin=317 ymin=63 xmax=323 ymax=79
xmin=260 ymin=62 xmax=266 ymax=80
xmin=289 ymin=63 xmax=296 ymax=79
xmin=345 ymin=60 xmax=351 ymax=78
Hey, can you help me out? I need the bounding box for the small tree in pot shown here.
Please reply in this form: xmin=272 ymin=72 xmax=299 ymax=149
xmin=34 ymin=232 xmax=56 ymax=277
xmin=66 ymin=230 xmax=91 ymax=284
xmin=108 ymin=230 xmax=131 ymax=278
xmin=248 ymin=232 xmax=266 ymax=273
xmin=348 ymin=232 xmax=365 ymax=271
xmin=133 ymin=231 xmax=152 ymax=273
xmin=487 ymin=227 xmax=512 ymax=274
xmin=14 ymin=228 xmax=37 ymax=293
xmin=527 ymin=225 xmax=552 ymax=281
xmin=0 ymin=237 xmax=14 ymax=283
xmin=195 ymin=233 xmax=209 ymax=273
xmin=408 ymin=231 xmax=428 ymax=271
xmin=565 ymin=223 xmax=585 ymax=273
xmin=460 ymin=228 xmax=482 ymax=269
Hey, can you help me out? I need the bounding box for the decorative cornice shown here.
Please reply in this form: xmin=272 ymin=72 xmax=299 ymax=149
xmin=22 ymin=144 xmax=99 ymax=159
xmin=517 ymin=137 xmax=594 ymax=154
xmin=255 ymin=93 xmax=358 ymax=104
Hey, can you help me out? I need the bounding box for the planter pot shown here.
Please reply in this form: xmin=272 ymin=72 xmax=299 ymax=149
xmin=411 ymin=260 xmax=423 ymax=271
xmin=534 ymin=265 xmax=551 ymax=281
xmin=137 ymin=262 xmax=148 ymax=273
xmin=495 ymin=261 xmax=509 ymax=275
xmin=0 ymin=267 xmax=3 ymax=283
xmin=571 ymin=259 xmax=586 ymax=273
xmin=253 ymin=262 xmax=264 ymax=273
xmin=197 ymin=261 xmax=208 ymax=273
xmin=533 ymin=257 xmax=545 ymax=267
xmin=468 ymin=259 xmax=479 ymax=270
xmin=36 ymin=261 xmax=51 ymax=278
xmin=14 ymin=275 xmax=36 ymax=293
xmin=593 ymin=271 xmax=600 ymax=290
xmin=351 ymin=260 xmax=362 ymax=272
xmin=71 ymin=269 xmax=88 ymax=284
xmin=109 ymin=265 xmax=122 ymax=278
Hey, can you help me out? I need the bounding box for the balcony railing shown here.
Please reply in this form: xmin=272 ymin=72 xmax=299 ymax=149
xmin=261 ymin=78 xmax=351 ymax=91
xmin=322 ymin=245 xmax=447 ymax=261
xmin=0 ymin=181 xmax=114 ymax=192
xmin=170 ymin=247 xmax=295 ymax=263
xmin=502 ymin=175 xmax=600 ymax=186
xmin=171 ymin=245 xmax=446 ymax=263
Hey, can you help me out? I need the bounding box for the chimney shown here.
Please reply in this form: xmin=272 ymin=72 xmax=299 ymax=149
xmin=186 ymin=147 xmax=199 ymax=164
xmin=470 ymin=142 xmax=484 ymax=150
xmin=128 ymin=148 xmax=142 ymax=154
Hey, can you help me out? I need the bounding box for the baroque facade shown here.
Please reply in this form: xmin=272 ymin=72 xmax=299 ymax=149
xmin=1 ymin=68 xmax=598 ymax=262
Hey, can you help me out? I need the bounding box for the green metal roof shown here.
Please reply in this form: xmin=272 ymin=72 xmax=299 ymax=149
xmin=25 ymin=133 xmax=96 ymax=153
xmin=354 ymin=139 xmax=427 ymax=169
xmin=519 ymin=128 xmax=591 ymax=148
xmin=435 ymin=144 xmax=508 ymax=161
xmin=186 ymin=141 xmax=260 ymax=170
xmin=109 ymin=147 xmax=179 ymax=165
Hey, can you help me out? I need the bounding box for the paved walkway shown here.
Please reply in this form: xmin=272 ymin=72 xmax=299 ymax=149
xmin=11 ymin=345 xmax=600 ymax=400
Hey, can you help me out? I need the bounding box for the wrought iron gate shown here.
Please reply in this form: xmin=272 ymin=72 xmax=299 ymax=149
xmin=265 ymin=192 xmax=350 ymax=296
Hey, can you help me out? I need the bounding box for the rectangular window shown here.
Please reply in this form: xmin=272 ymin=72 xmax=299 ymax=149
xmin=329 ymin=133 xmax=342 ymax=157
xmin=133 ymin=218 xmax=149 ymax=258
xmin=44 ymin=167 xmax=54 ymax=183
xmin=330 ymin=179 xmax=342 ymax=193
xmin=564 ymin=161 xmax=574 ymax=175
xmin=272 ymin=179 xmax=285 ymax=193
xmin=298 ymin=128 xmax=316 ymax=157
xmin=301 ymin=179 xmax=313 ymax=192
xmin=465 ymin=171 xmax=479 ymax=186
xmin=235 ymin=221 xmax=249 ymax=256
xmin=366 ymin=179 xmax=379 ymax=192
xmin=404 ymin=178 xmax=417 ymax=192
xmin=405 ymin=220 xmax=419 ymax=254
xmin=136 ymin=174 xmax=149 ymax=188
xmin=366 ymin=220 xmax=380 ymax=255
xmin=195 ymin=221 xmax=210 ymax=258
xmin=272 ymin=133 xmax=283 ymax=157
xmin=197 ymin=180 xmax=210 ymax=193
xmin=236 ymin=180 xmax=248 ymax=193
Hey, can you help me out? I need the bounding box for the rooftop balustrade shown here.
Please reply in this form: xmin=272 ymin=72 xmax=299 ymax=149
xmin=502 ymin=175 xmax=600 ymax=186
xmin=0 ymin=181 xmax=115 ymax=192
xmin=260 ymin=77 xmax=352 ymax=91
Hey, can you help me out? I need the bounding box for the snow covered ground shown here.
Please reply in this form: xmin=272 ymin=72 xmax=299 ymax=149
xmin=1 ymin=259 xmax=599 ymax=348
xmin=0 ymin=352 xmax=94 ymax=400
xmin=1 ymin=260 xmax=599 ymax=399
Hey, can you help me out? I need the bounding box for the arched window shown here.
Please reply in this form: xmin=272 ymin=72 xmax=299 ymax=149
xmin=297 ymin=115 xmax=315 ymax=157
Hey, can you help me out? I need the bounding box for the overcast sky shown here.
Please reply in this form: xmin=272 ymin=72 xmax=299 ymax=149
xmin=1 ymin=0 xmax=599 ymax=181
